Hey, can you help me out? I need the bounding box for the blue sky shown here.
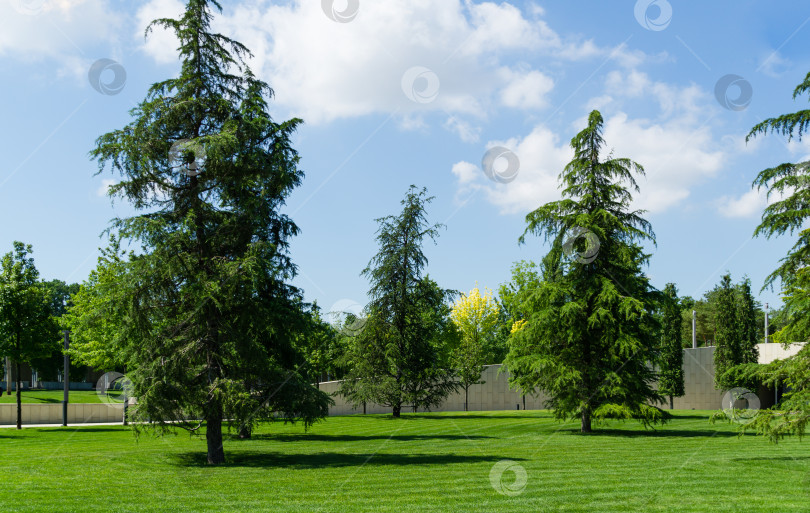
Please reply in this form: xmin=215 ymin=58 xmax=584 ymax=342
xmin=1 ymin=0 xmax=809 ymax=315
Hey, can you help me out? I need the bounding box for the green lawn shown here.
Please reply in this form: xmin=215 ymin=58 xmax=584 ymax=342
xmin=1 ymin=410 xmax=808 ymax=512
xmin=0 ymin=390 xmax=117 ymax=404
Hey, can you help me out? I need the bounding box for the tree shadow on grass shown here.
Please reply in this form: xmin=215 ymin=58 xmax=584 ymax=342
xmin=173 ymin=451 xmax=520 ymax=469
xmin=35 ymin=427 xmax=128 ymax=433
xmin=231 ymin=433 xmax=494 ymax=443
xmin=18 ymin=398 xmax=62 ymax=404
xmin=664 ymin=414 xmax=714 ymax=420
xmin=556 ymin=427 xmax=752 ymax=438
xmin=732 ymin=456 xmax=810 ymax=462
xmin=382 ymin=413 xmax=547 ymax=421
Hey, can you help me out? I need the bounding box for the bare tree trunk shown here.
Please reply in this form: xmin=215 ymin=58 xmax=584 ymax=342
xmin=392 ymin=403 xmax=401 ymax=418
xmin=206 ymin=400 xmax=225 ymax=465
xmin=581 ymin=406 xmax=591 ymax=433
xmin=16 ymin=361 xmax=22 ymax=430
xmin=464 ymin=385 xmax=469 ymax=412
xmin=669 ymin=395 xmax=674 ymax=410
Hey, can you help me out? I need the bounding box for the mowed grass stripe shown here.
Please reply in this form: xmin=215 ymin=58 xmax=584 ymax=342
xmin=3 ymin=410 xmax=810 ymax=512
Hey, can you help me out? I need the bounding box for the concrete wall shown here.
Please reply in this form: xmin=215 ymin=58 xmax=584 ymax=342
xmin=319 ymin=365 xmax=549 ymax=416
xmin=320 ymin=342 xmax=806 ymax=416
xmin=4 ymin=343 xmax=804 ymax=424
xmin=0 ymin=403 xmax=125 ymax=425
xmin=757 ymin=342 xmax=803 ymax=364
xmin=672 ymin=342 xmax=804 ymax=410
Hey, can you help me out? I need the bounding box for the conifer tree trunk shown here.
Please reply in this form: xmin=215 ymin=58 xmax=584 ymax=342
xmin=206 ymin=399 xmax=225 ymax=465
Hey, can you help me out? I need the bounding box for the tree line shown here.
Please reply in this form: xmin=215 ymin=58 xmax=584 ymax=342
xmin=3 ymin=0 xmax=810 ymax=461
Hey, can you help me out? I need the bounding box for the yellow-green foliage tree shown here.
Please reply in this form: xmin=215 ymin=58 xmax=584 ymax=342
xmin=450 ymin=284 xmax=500 ymax=411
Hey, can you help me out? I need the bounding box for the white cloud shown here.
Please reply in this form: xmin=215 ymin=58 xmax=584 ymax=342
xmin=451 ymin=161 xmax=479 ymax=185
xmin=758 ymin=51 xmax=792 ymax=78
xmin=96 ymin=178 xmax=115 ymax=197
xmin=450 ymin=126 xmax=571 ymax=214
xmin=137 ymin=0 xmax=616 ymax=127
xmin=499 ymin=68 xmax=554 ymax=110
xmin=0 ymin=0 xmax=122 ymax=59
xmin=451 ymin=70 xmax=727 ymax=215
xmin=602 ymin=111 xmax=724 ymax=213
xmin=718 ymin=189 xmax=765 ymax=218
xmin=444 ymin=116 xmax=481 ymax=143
xmin=135 ymin=0 xmax=185 ymax=65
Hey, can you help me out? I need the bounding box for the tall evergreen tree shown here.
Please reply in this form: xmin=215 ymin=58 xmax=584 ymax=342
xmin=747 ymin=70 xmax=810 ymax=347
xmin=83 ymin=0 xmax=329 ymax=463
xmin=659 ymin=283 xmax=684 ymax=409
xmin=505 ymin=110 xmax=667 ymax=432
xmin=713 ymin=274 xmax=739 ymax=390
xmin=724 ymin=70 xmax=810 ymax=440
xmin=736 ymin=278 xmax=759 ymax=364
xmin=339 ymin=187 xmax=457 ymax=417
xmin=0 ymin=242 xmax=59 ymax=429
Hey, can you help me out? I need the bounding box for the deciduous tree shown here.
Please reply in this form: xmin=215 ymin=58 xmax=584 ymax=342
xmin=450 ymin=284 xmax=500 ymax=410
xmin=0 ymin=242 xmax=59 ymax=429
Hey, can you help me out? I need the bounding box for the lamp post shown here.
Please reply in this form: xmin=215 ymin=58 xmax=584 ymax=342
xmin=692 ymin=310 xmax=697 ymax=349
xmin=62 ymin=330 xmax=70 ymax=427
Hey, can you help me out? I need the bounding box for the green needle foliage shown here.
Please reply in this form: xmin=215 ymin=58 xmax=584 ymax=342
xmin=505 ymin=110 xmax=667 ymax=432
xmin=658 ymin=283 xmax=684 ymax=408
xmin=0 ymin=242 xmax=60 ymax=429
xmin=713 ymin=274 xmax=739 ymax=390
xmin=81 ymin=0 xmax=330 ymax=463
xmin=747 ymin=72 xmax=810 ymax=346
xmin=736 ymin=278 xmax=759 ymax=364
xmin=727 ymin=70 xmax=810 ymax=440
xmin=713 ymin=275 xmax=760 ymax=390
xmin=339 ymin=186 xmax=458 ymax=417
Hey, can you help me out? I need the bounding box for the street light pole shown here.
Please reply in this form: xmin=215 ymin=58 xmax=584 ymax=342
xmin=62 ymin=330 xmax=70 ymax=427
xmin=692 ymin=310 xmax=697 ymax=349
